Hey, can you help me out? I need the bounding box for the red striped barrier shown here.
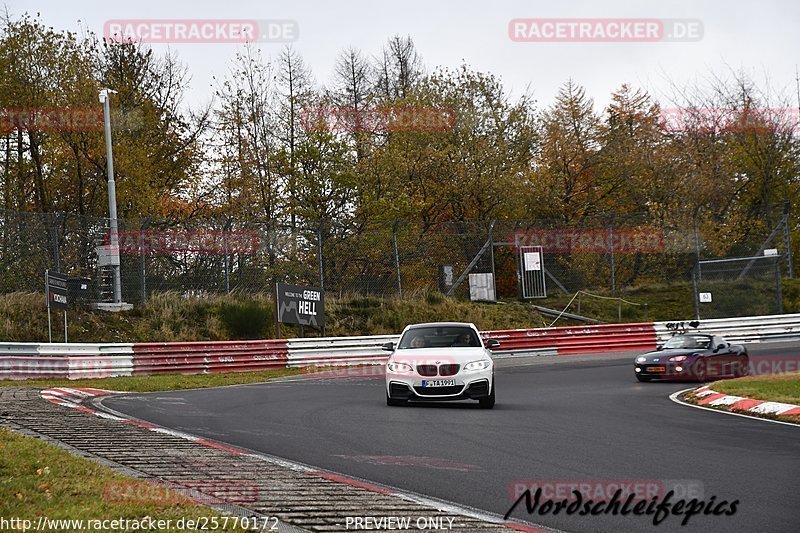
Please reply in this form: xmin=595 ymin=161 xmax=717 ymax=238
xmin=19 ymin=313 xmax=800 ymax=379
xmin=132 ymin=340 xmax=289 ymax=375
xmin=483 ymin=323 xmax=657 ymax=355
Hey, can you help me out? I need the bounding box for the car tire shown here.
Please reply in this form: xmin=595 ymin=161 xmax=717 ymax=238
xmin=736 ymin=359 xmax=750 ymax=378
xmin=636 ymin=375 xmax=651 ymax=382
xmin=479 ymin=384 xmax=495 ymax=409
xmin=386 ymin=394 xmax=406 ymax=407
xmin=694 ymin=359 xmax=707 ymax=382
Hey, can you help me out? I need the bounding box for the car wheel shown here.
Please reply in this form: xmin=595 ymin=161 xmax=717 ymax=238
xmin=693 ymin=359 xmax=707 ymax=382
xmin=386 ymin=394 xmax=406 ymax=407
xmin=636 ymin=375 xmax=651 ymax=382
xmin=479 ymin=384 xmax=495 ymax=409
xmin=736 ymin=359 xmax=750 ymax=378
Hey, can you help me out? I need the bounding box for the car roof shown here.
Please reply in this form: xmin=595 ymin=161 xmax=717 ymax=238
xmin=404 ymin=322 xmax=477 ymax=330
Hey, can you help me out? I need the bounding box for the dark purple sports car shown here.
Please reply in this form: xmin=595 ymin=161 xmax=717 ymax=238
xmin=634 ymin=334 xmax=749 ymax=382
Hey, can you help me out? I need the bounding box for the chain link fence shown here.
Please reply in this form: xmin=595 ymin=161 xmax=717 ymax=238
xmin=694 ymin=256 xmax=784 ymax=319
xmin=0 ymin=208 xmax=793 ymax=313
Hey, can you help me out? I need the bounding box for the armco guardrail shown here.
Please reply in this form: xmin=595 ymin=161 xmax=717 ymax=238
xmin=0 ymin=343 xmax=133 ymax=379
xmin=132 ymin=340 xmax=288 ymax=375
xmin=654 ymin=314 xmax=800 ymax=344
xmin=286 ymin=335 xmax=398 ymax=367
xmin=3 ymin=314 xmax=800 ymax=380
xmin=483 ymin=323 xmax=657 ymax=357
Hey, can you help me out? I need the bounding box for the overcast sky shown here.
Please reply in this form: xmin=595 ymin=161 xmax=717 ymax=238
xmin=9 ymin=0 xmax=800 ymax=112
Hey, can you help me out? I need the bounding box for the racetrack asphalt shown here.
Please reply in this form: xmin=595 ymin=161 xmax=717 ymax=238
xmin=101 ymin=343 xmax=800 ymax=533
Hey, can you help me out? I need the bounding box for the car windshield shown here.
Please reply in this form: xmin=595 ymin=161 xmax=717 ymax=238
xmin=398 ymin=326 xmax=482 ymax=349
xmin=662 ymin=335 xmax=711 ymax=350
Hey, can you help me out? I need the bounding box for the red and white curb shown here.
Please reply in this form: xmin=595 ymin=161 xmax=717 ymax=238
xmin=41 ymin=387 xmax=118 ymax=414
xmin=692 ymin=386 xmax=800 ymax=416
xmin=39 ymin=388 xmax=558 ymax=532
xmin=669 ymin=386 xmax=800 ymax=427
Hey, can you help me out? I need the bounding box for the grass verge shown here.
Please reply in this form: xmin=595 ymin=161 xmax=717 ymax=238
xmin=0 ymin=367 xmax=303 ymax=392
xmin=709 ymin=372 xmax=800 ymax=405
xmin=0 ymin=427 xmax=248 ymax=530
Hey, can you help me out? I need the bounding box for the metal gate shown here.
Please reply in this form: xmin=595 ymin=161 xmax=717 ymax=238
xmin=518 ymin=245 xmax=546 ymax=298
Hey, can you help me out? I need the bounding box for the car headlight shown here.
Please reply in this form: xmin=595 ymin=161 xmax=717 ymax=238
xmin=387 ymin=362 xmax=413 ymax=373
xmin=464 ymin=360 xmax=491 ymax=371
xmin=636 ymin=356 xmax=647 ymax=363
xmin=668 ymin=355 xmax=688 ymax=362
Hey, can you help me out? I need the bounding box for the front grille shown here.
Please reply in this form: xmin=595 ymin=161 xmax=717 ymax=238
xmin=417 ymin=365 xmax=438 ymax=376
xmin=438 ymin=364 xmax=460 ymax=376
xmin=413 ymin=385 xmax=463 ymax=396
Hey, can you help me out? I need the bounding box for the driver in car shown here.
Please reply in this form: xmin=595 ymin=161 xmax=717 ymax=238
xmin=410 ymin=335 xmax=427 ymax=348
xmin=454 ymin=333 xmax=473 ymax=347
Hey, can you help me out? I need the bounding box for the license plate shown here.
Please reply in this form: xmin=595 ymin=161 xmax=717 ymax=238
xmin=421 ymin=379 xmax=456 ymax=387
xmin=647 ymin=366 xmax=666 ymax=373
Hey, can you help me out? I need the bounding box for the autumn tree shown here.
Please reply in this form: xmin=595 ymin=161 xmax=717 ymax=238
xmin=534 ymin=80 xmax=602 ymax=223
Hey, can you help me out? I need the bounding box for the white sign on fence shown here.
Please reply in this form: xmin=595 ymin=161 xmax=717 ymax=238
xmin=699 ymin=292 xmax=713 ymax=303
xmin=523 ymin=251 xmax=541 ymax=271
xmin=469 ymin=273 xmax=496 ymax=302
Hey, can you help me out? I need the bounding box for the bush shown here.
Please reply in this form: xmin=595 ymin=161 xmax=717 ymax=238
xmin=217 ymin=300 xmax=272 ymax=339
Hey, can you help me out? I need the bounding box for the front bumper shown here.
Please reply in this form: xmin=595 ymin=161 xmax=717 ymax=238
xmin=386 ymin=368 xmax=493 ymax=401
xmin=634 ymin=362 xmax=695 ymax=380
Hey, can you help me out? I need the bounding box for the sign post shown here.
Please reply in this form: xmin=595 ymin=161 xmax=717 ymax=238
xmin=275 ymin=282 xmax=326 ymax=337
xmin=45 ymin=271 xmax=51 ymax=343
xmin=45 ymin=270 xmax=69 ymax=342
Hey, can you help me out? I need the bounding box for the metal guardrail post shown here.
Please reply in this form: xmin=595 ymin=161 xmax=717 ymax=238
xmin=609 ymin=223 xmax=616 ymax=293
xmin=48 ymin=213 xmax=62 ymax=273
xmin=392 ymin=222 xmax=402 ymax=298
xmin=691 ymin=265 xmax=700 ymax=320
xmin=776 ymin=259 xmax=784 ymax=314
xmin=139 ymin=217 xmax=151 ymax=303
xmin=489 ymin=221 xmax=496 ymax=299
xmin=693 ymin=208 xmax=702 ymax=281
xmin=783 ymin=204 xmax=794 ymax=278
xmin=317 ymin=225 xmax=324 ymax=290
xmin=223 ymin=218 xmax=232 ymax=293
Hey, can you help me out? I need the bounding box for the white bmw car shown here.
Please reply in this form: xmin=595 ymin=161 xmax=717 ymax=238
xmin=383 ymin=322 xmax=499 ymax=409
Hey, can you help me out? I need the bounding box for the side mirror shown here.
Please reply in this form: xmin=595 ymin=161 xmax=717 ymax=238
xmin=381 ymin=342 xmax=395 ymax=352
xmin=656 ymin=345 xmax=663 ymax=351
xmin=486 ymin=339 xmax=500 ymax=350
xmin=716 ymin=344 xmax=725 ymax=352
